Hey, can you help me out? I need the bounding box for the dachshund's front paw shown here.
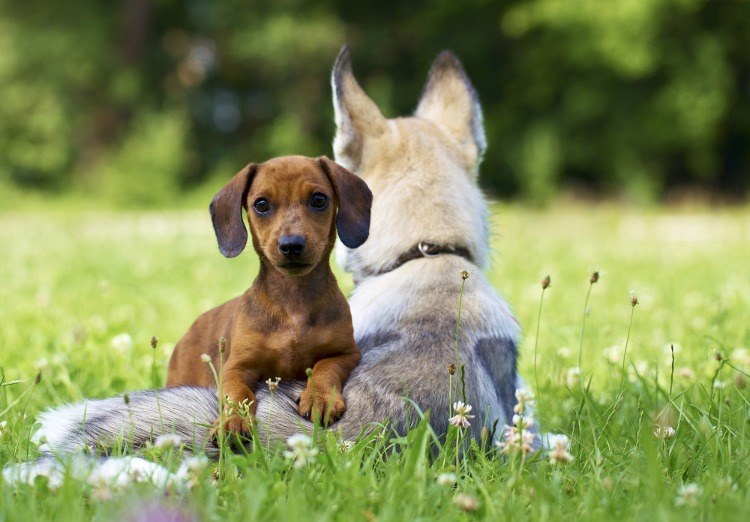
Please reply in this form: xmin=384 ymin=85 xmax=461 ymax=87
xmin=298 ymin=386 xmax=346 ymax=425
xmin=210 ymin=414 xmax=252 ymax=447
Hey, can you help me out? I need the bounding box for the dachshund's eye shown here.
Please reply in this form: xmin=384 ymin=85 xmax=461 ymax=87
xmin=253 ymin=198 xmax=270 ymax=214
xmin=310 ymin=193 xmax=328 ymax=210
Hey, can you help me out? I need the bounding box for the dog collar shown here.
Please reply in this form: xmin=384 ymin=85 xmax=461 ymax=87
xmin=376 ymin=241 xmax=474 ymax=275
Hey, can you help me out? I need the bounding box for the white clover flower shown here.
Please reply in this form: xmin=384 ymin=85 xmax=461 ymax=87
xmin=200 ymin=353 xmax=211 ymax=363
xmin=88 ymin=457 xmax=172 ymax=489
xmin=453 ymin=493 xmax=480 ymax=511
xmin=436 ymin=472 xmax=457 ymax=486
xmin=496 ymin=413 xmax=536 ymax=456
xmin=153 ymin=433 xmax=183 ymax=450
xmin=675 ymin=483 xmax=702 ymax=507
xmin=111 ymin=333 xmax=133 ymax=352
xmin=2 ymin=459 xmax=66 ymax=490
xmin=173 ymin=455 xmax=209 ymax=490
xmin=0 ymin=420 xmax=7 ymax=436
xmin=448 ymin=401 xmax=475 ymax=428
xmin=603 ymin=345 xmax=623 ymax=365
xmin=284 ymin=433 xmax=319 ymax=469
xmin=547 ymin=434 xmax=574 ymax=465
xmin=713 ymin=380 xmax=727 ymax=390
xmin=731 ymin=348 xmax=750 ymax=368
xmin=566 ymin=367 xmax=581 ymax=387
xmin=513 ymin=389 xmax=535 ymax=415
xmin=338 ymin=440 xmax=355 ymax=453
xmin=654 ymin=426 xmax=676 ymax=439
xmin=677 ymin=367 xmax=696 ymax=381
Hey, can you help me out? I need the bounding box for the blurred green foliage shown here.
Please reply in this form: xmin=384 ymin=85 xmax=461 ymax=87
xmin=0 ymin=0 xmax=748 ymax=205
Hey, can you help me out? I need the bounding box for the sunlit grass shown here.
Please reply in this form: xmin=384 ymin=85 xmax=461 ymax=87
xmin=1 ymin=204 xmax=750 ymax=520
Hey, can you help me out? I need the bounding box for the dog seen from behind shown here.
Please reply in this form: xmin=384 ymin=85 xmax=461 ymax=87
xmin=166 ymin=155 xmax=372 ymax=434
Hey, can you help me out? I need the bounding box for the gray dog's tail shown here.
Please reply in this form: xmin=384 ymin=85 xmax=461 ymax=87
xmin=34 ymin=383 xmax=310 ymax=458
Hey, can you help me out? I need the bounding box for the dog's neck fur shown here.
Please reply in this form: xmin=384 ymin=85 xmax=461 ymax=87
xmin=251 ymin=257 xmax=337 ymax=314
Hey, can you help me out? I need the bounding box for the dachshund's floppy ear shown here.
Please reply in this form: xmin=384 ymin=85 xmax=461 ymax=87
xmin=318 ymin=156 xmax=372 ymax=248
xmin=209 ymin=163 xmax=257 ymax=258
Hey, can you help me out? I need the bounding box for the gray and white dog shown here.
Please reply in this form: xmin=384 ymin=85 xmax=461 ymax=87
xmin=34 ymin=47 xmax=522 ymax=456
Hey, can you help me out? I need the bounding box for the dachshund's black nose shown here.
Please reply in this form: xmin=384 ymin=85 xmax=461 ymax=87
xmin=279 ymin=235 xmax=306 ymax=259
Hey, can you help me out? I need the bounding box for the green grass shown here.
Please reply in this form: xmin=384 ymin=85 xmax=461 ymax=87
xmin=1 ymin=204 xmax=750 ymax=520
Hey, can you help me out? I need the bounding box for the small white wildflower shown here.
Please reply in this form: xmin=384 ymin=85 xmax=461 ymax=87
xmin=111 ymin=333 xmax=133 ymax=352
xmin=449 ymin=401 xmax=475 ymax=428
xmin=713 ymin=380 xmax=727 ymax=390
xmin=200 ymin=353 xmax=211 ymax=363
xmin=566 ymin=366 xmax=581 ymax=387
xmin=654 ymin=426 xmax=676 ymax=439
xmin=0 ymin=420 xmax=7 ymax=436
xmin=627 ymin=360 xmax=650 ymax=382
xmin=677 ymin=367 xmax=695 ymax=381
xmin=266 ymin=377 xmax=281 ymax=392
xmin=88 ymin=457 xmax=172 ymax=489
xmin=513 ymin=389 xmax=535 ymax=415
xmin=675 ymin=483 xmax=702 ymax=507
xmin=284 ymin=433 xmax=319 ymax=469
xmin=173 ymin=455 xmax=209 ymax=490
xmin=338 ymin=440 xmax=355 ymax=453
xmin=436 ymin=472 xmax=457 ymax=486
xmin=153 ymin=433 xmax=182 ymax=450
xmin=547 ymin=434 xmax=574 ymax=465
xmin=557 ymin=347 xmax=571 ymax=359
xmin=34 ymin=357 xmax=50 ymax=371
xmin=603 ymin=345 xmax=623 ymax=365
xmin=496 ymin=414 xmax=536 ymax=456
xmin=731 ymin=348 xmax=750 ymax=368
xmin=453 ymin=492 xmax=480 ymax=511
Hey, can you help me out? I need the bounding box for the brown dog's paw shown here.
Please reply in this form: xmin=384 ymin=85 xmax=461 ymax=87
xmin=210 ymin=415 xmax=252 ymax=447
xmin=297 ymin=386 xmax=346 ymax=425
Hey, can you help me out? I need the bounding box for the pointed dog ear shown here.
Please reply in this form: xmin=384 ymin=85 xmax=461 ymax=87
xmin=331 ymin=45 xmax=388 ymax=170
xmin=209 ymin=163 xmax=257 ymax=258
xmin=415 ymin=51 xmax=486 ymax=165
xmin=318 ymin=156 xmax=372 ymax=249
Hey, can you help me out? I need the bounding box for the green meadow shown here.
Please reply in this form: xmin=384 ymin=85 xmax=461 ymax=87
xmin=1 ymin=204 xmax=749 ymax=520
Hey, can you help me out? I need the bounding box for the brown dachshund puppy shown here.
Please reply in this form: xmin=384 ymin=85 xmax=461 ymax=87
xmin=166 ymin=155 xmax=371 ymax=435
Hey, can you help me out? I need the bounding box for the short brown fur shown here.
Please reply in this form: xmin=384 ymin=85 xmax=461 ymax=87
xmin=167 ymin=155 xmax=371 ymax=435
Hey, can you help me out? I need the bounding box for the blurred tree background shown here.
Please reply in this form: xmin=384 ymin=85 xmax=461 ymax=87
xmin=0 ymin=0 xmax=748 ymax=206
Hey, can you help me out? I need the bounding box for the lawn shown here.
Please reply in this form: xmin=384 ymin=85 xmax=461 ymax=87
xmin=1 ymin=204 xmax=749 ymax=520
